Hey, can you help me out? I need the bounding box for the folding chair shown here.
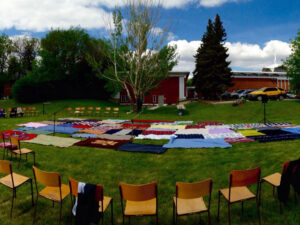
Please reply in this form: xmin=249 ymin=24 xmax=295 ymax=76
xmin=69 ymin=177 xmax=113 ymax=225
xmin=119 ymin=182 xmax=158 ymax=225
xmin=261 ymin=162 xmax=296 ymax=214
xmin=0 ymin=160 xmax=33 ymax=218
xmin=173 ymin=179 xmax=212 ymax=225
xmin=66 ymin=107 xmax=73 ymax=116
xmin=9 ymin=136 xmax=35 ymax=168
xmin=217 ymin=167 xmax=261 ymax=225
xmin=32 ymin=166 xmax=70 ymax=225
xmin=86 ymin=107 xmax=94 ymax=117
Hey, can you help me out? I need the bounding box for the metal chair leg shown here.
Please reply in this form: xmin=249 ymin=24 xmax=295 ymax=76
xmin=34 ymin=194 xmax=39 ymax=222
xmin=10 ymin=189 xmax=15 ymax=218
xmin=30 ymin=180 xmax=34 ymax=206
xmin=256 ymin=198 xmax=261 ymax=225
xmin=208 ymin=211 xmax=211 ymax=225
xmin=228 ymin=203 xmax=231 ymax=225
xmin=18 ymin=154 xmax=21 ymax=168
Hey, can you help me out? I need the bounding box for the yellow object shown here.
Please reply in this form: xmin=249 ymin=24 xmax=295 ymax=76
xmin=248 ymin=87 xmax=286 ymax=98
xmin=119 ymin=182 xmax=158 ymax=224
xmin=237 ymin=129 xmax=265 ymax=136
xmin=150 ymin=124 xmax=186 ymax=129
xmin=174 ymin=179 xmax=212 ymax=224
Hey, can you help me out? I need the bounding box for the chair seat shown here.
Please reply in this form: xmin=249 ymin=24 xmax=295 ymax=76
xmin=173 ymin=197 xmax=207 ymax=215
xmin=99 ymin=196 xmax=112 ymax=212
xmin=39 ymin=184 xmax=70 ymax=202
xmin=0 ymin=172 xmax=30 ymax=188
xmin=12 ymin=148 xmax=33 ymax=154
xmin=124 ymin=198 xmax=156 ymax=216
xmin=220 ymin=187 xmax=256 ymax=203
xmin=262 ymin=173 xmax=281 ymax=187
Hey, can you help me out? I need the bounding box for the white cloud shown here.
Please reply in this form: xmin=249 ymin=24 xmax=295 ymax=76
xmin=168 ymin=39 xmax=292 ymax=72
xmin=0 ymin=0 xmax=247 ymax=32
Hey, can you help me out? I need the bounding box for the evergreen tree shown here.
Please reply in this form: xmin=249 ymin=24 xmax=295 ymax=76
xmin=193 ymin=14 xmax=232 ymax=99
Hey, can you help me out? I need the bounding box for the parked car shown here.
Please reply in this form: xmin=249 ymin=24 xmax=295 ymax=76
xmin=286 ymin=92 xmax=297 ymax=99
xmin=230 ymin=90 xmax=245 ymax=99
xmin=238 ymin=89 xmax=254 ymax=99
xmin=221 ymin=91 xmax=232 ymax=100
xmin=248 ymin=87 xmax=287 ymax=101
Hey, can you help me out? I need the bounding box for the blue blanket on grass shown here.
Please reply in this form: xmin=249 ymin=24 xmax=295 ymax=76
xmin=163 ymin=137 xmax=231 ymax=149
xmin=281 ymin=127 xmax=300 ymax=134
xmin=35 ymin=125 xmax=81 ymax=134
xmin=117 ymin=143 xmax=167 ymax=154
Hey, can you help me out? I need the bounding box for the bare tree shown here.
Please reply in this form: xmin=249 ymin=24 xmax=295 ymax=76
xmin=91 ymin=0 xmax=177 ymax=112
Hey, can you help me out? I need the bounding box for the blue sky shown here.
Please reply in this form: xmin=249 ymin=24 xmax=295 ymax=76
xmin=0 ymin=0 xmax=298 ymax=72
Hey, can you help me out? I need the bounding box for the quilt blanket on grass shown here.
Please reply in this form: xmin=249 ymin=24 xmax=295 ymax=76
xmin=249 ymin=133 xmax=300 ymax=142
xmin=75 ymin=138 xmax=130 ymax=149
xmin=23 ymin=135 xmax=80 ymax=147
xmin=163 ymin=137 xmax=231 ymax=149
xmin=281 ymin=127 xmax=300 ymax=134
xmin=237 ymin=129 xmax=265 ymax=137
xmin=117 ymin=143 xmax=167 ymax=154
xmin=23 ymin=130 xmax=53 ymax=135
xmin=97 ymin=134 xmax=133 ymax=141
xmin=2 ymin=130 xmax=37 ymax=140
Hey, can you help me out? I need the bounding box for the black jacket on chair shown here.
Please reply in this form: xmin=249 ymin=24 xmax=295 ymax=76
xmin=278 ymin=157 xmax=300 ymax=202
xmin=75 ymin=184 xmax=100 ymax=225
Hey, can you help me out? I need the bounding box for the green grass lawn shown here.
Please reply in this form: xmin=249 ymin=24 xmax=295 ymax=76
xmin=0 ymin=99 xmax=300 ymax=225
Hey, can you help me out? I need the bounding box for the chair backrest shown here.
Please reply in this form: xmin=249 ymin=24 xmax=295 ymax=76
xmin=10 ymin=136 xmax=20 ymax=149
xmin=66 ymin=107 xmax=72 ymax=111
xmin=0 ymin=160 xmax=12 ymax=175
xmin=32 ymin=166 xmax=61 ymax=187
xmin=105 ymin=107 xmax=111 ymax=111
xmin=80 ymin=107 xmax=85 ymax=110
xmin=22 ymin=107 xmax=26 ymax=111
xmin=95 ymin=107 xmax=101 ymax=111
xmin=69 ymin=177 xmax=103 ymax=201
xmin=88 ymin=107 xmax=93 ymax=110
xmin=32 ymin=107 xmax=36 ymax=110
xmin=176 ymin=179 xmax=212 ymax=199
xmin=7 ymin=108 xmax=12 ymax=112
xmin=75 ymin=107 xmax=81 ymax=111
xmin=113 ymin=108 xmax=119 ymax=112
xmin=230 ymin=167 xmax=261 ymax=187
xmin=119 ymin=182 xmax=157 ymax=201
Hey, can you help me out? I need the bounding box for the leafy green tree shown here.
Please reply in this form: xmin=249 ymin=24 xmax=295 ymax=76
xmin=284 ymin=30 xmax=300 ymax=93
xmin=90 ymin=0 xmax=178 ymax=112
xmin=13 ymin=28 xmax=111 ymax=102
xmin=193 ymin=14 xmax=232 ymax=99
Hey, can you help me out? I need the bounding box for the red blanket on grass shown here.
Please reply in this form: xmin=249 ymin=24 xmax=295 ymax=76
xmin=75 ymin=138 xmax=131 ymax=149
xmin=2 ymin=130 xmax=37 ymax=141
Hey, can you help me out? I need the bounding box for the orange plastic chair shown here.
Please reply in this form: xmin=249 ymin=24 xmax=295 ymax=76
xmin=69 ymin=178 xmax=113 ymax=225
xmin=66 ymin=107 xmax=73 ymax=115
xmin=261 ymin=162 xmax=293 ymax=214
xmin=86 ymin=107 xmax=94 ymax=116
xmin=119 ymin=182 xmax=158 ymax=225
xmin=9 ymin=136 xmax=35 ymax=168
xmin=112 ymin=108 xmax=119 ymax=117
xmin=217 ymin=167 xmax=261 ymax=225
xmin=174 ymin=179 xmax=213 ymax=225
xmin=0 ymin=160 xmax=33 ymax=218
xmin=95 ymin=107 xmax=102 ymax=117
xmin=32 ymin=166 xmax=70 ymax=225
xmin=104 ymin=107 xmax=111 ymax=116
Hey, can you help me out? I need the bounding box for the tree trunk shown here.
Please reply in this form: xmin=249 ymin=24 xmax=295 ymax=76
xmin=134 ymin=95 xmax=143 ymax=113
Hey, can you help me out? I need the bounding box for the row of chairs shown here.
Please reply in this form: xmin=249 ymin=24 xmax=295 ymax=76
xmin=66 ymin=107 xmax=120 ymax=117
xmin=0 ymin=107 xmax=40 ymax=118
xmin=0 ymin=163 xmax=295 ymax=225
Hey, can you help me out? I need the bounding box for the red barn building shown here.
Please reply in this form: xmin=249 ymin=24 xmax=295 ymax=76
xmin=229 ymin=71 xmax=290 ymax=91
xmin=115 ymin=72 xmax=189 ymax=105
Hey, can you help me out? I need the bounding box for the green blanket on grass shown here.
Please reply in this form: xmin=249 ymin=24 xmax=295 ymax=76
xmin=23 ymin=135 xmax=80 ymax=148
